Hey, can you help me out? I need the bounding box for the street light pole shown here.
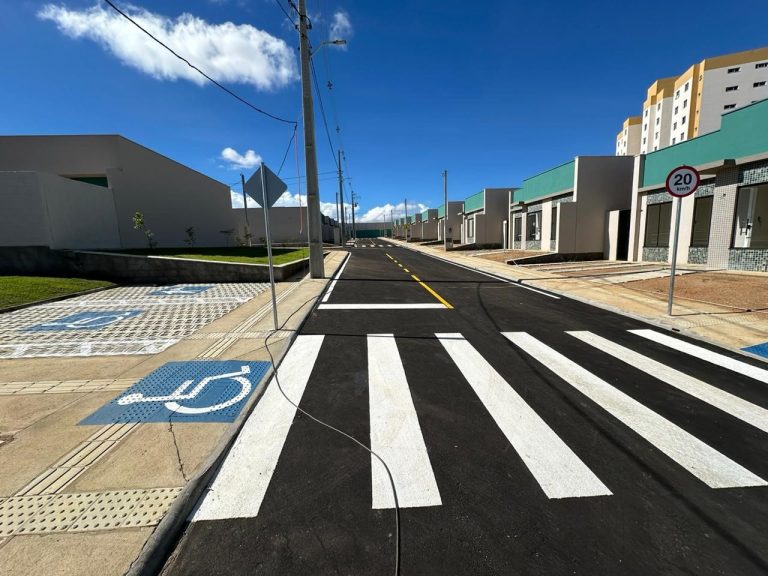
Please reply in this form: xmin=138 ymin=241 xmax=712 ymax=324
xmin=443 ymin=170 xmax=448 ymax=251
xmin=337 ymin=148 xmax=345 ymax=245
xmin=298 ymin=0 xmax=324 ymax=278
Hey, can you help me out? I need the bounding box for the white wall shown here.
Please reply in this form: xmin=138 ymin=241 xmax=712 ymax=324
xmin=0 ymin=172 xmax=50 ymax=246
xmin=698 ymin=64 xmax=768 ymax=135
xmin=231 ymin=206 xmax=310 ymax=244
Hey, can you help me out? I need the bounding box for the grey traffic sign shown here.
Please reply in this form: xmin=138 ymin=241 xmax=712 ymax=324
xmin=244 ymin=164 xmax=287 ymax=208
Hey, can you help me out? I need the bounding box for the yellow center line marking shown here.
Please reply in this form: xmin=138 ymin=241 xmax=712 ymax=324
xmin=404 ymin=268 xmax=410 ymax=273
xmin=411 ymin=275 xmax=454 ymax=309
xmin=398 ymin=263 xmax=403 ymax=268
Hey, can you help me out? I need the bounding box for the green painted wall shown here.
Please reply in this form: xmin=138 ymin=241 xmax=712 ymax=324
xmin=437 ymin=204 xmax=445 ymax=218
xmin=464 ymin=190 xmax=485 ymax=213
xmin=516 ymin=160 xmax=575 ymax=203
xmin=643 ymin=99 xmax=768 ymax=187
xmin=355 ymin=229 xmax=390 ymax=238
xmin=420 ymin=209 xmax=429 ymax=219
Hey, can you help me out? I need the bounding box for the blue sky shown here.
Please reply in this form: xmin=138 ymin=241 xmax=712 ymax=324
xmin=2 ymin=0 xmax=768 ymax=222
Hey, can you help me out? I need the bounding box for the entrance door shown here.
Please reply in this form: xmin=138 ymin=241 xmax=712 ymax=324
xmin=616 ymin=209 xmax=631 ymax=260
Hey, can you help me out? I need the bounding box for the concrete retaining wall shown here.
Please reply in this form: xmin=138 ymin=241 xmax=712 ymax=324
xmin=0 ymin=247 xmax=310 ymax=283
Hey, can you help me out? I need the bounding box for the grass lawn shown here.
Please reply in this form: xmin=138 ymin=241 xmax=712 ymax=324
xmin=0 ymin=276 xmax=115 ymax=309
xmin=123 ymin=246 xmax=310 ymax=265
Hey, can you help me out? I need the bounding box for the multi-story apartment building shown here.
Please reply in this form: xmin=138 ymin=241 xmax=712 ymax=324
xmin=615 ymin=116 xmax=642 ymax=155
xmin=616 ymin=47 xmax=768 ymax=156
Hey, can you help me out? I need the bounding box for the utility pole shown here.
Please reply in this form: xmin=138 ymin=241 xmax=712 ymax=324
xmin=240 ymin=173 xmax=251 ymax=247
xmin=404 ymin=198 xmax=408 ymax=242
xmin=298 ymin=0 xmax=324 ymax=277
xmin=337 ymin=149 xmax=345 ymax=245
xmin=443 ymin=170 xmax=448 ymax=251
xmin=351 ymin=191 xmax=357 ymax=243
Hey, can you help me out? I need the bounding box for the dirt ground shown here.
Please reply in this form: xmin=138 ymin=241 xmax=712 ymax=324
xmin=623 ymin=272 xmax=768 ymax=311
xmin=474 ymin=250 xmax=547 ymax=263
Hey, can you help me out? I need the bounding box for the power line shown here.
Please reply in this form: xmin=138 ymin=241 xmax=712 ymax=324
xmin=277 ymin=123 xmax=297 ymax=175
xmin=309 ymin=55 xmax=339 ymax=171
xmin=102 ymin=0 xmax=296 ymax=126
xmin=273 ymin=0 xmax=296 ymax=25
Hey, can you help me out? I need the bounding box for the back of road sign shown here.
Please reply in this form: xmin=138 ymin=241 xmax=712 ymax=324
xmin=244 ymin=164 xmax=287 ymax=208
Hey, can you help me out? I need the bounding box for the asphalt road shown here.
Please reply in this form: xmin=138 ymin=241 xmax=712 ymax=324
xmin=163 ymin=239 xmax=768 ymax=576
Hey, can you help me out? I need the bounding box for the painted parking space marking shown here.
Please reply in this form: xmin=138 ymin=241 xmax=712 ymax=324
xmin=437 ymin=333 xmax=610 ymax=499
xmin=743 ymin=342 xmax=768 ymax=359
xmin=569 ymin=331 xmax=768 ymax=434
xmin=80 ymin=360 xmax=270 ymax=424
xmin=24 ymin=310 xmax=142 ymax=331
xmin=150 ymin=285 xmax=213 ymax=296
xmin=321 ymin=252 xmax=351 ymax=303
xmin=0 ymin=283 xmax=268 ymax=358
xmin=192 ymin=335 xmax=324 ymax=521
xmin=369 ymin=334 xmax=441 ymax=509
xmin=630 ymin=329 xmax=768 ymax=383
xmin=504 ymin=332 xmax=766 ymax=489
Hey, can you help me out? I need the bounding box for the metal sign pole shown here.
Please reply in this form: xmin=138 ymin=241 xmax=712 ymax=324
xmin=667 ymin=196 xmax=682 ymax=316
xmin=261 ymin=163 xmax=279 ymax=330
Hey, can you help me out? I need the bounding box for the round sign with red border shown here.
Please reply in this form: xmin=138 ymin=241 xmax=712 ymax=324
xmin=665 ymin=165 xmax=700 ymax=198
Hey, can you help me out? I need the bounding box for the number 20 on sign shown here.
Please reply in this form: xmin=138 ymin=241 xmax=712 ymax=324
xmin=665 ymin=165 xmax=701 ymax=315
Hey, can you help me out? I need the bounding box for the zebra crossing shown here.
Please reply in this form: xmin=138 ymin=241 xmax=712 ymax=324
xmin=191 ymin=328 xmax=768 ymax=522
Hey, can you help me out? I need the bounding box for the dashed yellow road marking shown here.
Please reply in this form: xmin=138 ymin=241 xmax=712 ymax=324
xmin=383 ymin=252 xmax=453 ymax=309
xmin=411 ymin=275 xmax=454 ymax=309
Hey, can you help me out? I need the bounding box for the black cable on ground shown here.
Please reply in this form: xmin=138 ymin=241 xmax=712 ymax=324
xmin=262 ymin=269 xmax=401 ymax=576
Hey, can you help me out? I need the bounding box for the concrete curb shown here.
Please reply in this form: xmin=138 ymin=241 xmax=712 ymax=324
xmin=125 ymin=261 xmax=340 ymax=576
xmin=394 ymin=240 xmax=768 ymax=365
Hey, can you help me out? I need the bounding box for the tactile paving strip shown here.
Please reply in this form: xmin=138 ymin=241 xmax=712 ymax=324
xmin=0 ymin=488 xmax=182 ymax=535
xmin=0 ymin=379 xmax=135 ymax=395
xmin=0 ymin=283 xmax=268 ymax=358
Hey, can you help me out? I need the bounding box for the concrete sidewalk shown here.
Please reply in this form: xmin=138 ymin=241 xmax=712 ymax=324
xmin=390 ymin=239 xmax=768 ymax=357
xmin=0 ymin=251 xmax=346 ymax=576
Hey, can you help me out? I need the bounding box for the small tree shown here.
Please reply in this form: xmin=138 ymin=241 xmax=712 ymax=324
xmin=184 ymin=226 xmax=196 ymax=247
xmin=132 ymin=211 xmax=157 ymax=249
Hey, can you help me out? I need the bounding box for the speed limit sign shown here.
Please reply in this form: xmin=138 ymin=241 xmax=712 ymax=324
xmin=665 ymin=165 xmax=700 ymax=197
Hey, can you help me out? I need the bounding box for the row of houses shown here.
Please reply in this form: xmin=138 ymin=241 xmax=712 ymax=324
xmin=393 ymin=98 xmax=768 ymax=272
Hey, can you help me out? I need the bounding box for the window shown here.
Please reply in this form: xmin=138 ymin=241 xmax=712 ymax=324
xmin=644 ymin=202 xmax=672 ymax=247
xmin=725 ymin=85 xmax=739 ymax=92
xmin=682 ymin=116 xmax=686 ymax=124
xmin=653 ymin=146 xmax=658 ymax=151
xmin=685 ymin=82 xmax=690 ymax=91
xmin=733 ymin=185 xmax=768 ymax=248
xmin=756 ymin=62 xmax=768 ymax=69
xmin=656 ymin=117 xmax=660 ymax=125
xmin=643 ymin=123 xmax=648 ymax=131
xmin=526 ymin=212 xmax=541 ymax=241
xmin=673 ymin=122 xmax=677 ymax=130
xmin=683 ymin=99 xmax=688 ymax=108
xmin=657 ymin=103 xmax=661 ymax=110
xmin=467 ymin=218 xmax=475 ymax=239
xmin=724 ymin=104 xmax=736 ymax=110
xmin=728 ymin=67 xmax=741 ymax=73
xmin=690 ymin=196 xmax=713 ymax=247
xmin=754 ymin=81 xmax=767 ymax=87
xmin=513 ymin=217 xmax=522 ymax=242
xmin=551 ymin=207 xmax=558 ymax=242
xmin=674 ymin=106 xmax=679 ymax=114
xmin=672 ymin=137 xmax=676 ymax=144
xmin=655 ymin=131 xmax=659 ymax=139
xmin=680 ymin=132 xmax=685 ymax=140
xmin=675 ymin=90 xmax=680 ymax=99
xmin=642 ymin=137 xmax=647 ymax=144
xmin=644 ymin=109 xmax=649 ymax=117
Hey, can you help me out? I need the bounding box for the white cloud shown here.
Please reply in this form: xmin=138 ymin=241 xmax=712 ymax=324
xmin=220 ymin=147 xmax=262 ymax=170
xmin=329 ymin=10 xmax=352 ymax=43
xmin=38 ymin=3 xmax=297 ymax=90
xmin=358 ymin=201 xmax=428 ymax=223
xmin=230 ymin=188 xmax=260 ymax=208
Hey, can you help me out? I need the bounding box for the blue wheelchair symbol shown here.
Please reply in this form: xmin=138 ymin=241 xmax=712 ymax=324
xmin=80 ymin=360 xmax=271 ymax=424
xmin=150 ymin=285 xmax=213 ymax=296
xmin=25 ymin=310 xmax=142 ymax=332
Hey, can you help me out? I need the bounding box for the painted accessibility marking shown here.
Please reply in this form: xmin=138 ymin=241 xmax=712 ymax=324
xmin=150 ymin=285 xmax=213 ymax=296
xmin=24 ymin=310 xmax=142 ymax=332
xmin=80 ymin=360 xmax=270 ymax=424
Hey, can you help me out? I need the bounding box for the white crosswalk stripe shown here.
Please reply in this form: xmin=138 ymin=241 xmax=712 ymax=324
xmin=437 ymin=333 xmax=611 ymax=499
xmin=191 ymin=329 xmax=768 ymax=523
xmin=630 ymin=329 xmax=768 ymax=384
xmin=569 ymin=331 xmax=768 ymax=434
xmin=368 ymin=335 xmax=442 ymax=509
xmin=503 ymin=332 xmax=767 ymax=489
xmin=191 ymin=335 xmax=325 ymax=521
